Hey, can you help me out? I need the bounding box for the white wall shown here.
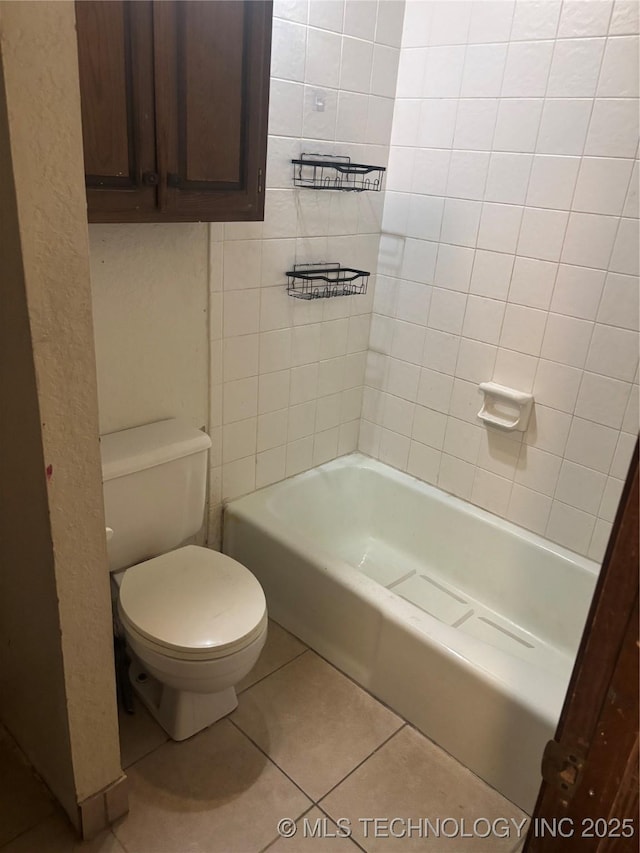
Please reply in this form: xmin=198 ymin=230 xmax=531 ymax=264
xmin=1 ymin=0 xmax=123 ymax=828
xmin=88 ymin=0 xmax=403 ymax=547
xmin=360 ymin=0 xmax=639 ymax=560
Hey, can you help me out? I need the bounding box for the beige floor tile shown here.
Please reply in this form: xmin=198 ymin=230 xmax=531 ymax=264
xmin=265 ymin=807 xmax=362 ymax=852
xmin=320 ymin=726 xmax=528 ymax=853
xmin=1 ymin=813 xmax=125 ymax=853
xmin=237 ymin=620 xmax=307 ymax=693
xmin=0 ymin=726 xmax=55 ymax=847
xmin=112 ymin=718 xmax=310 ymax=853
xmin=118 ymin=695 xmax=168 ymax=769
xmin=232 ymin=651 xmax=403 ymax=801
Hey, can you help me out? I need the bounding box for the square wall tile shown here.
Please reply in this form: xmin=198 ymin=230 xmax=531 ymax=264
xmin=511 ymin=1 xmax=562 ymax=41
xmin=493 ymin=347 xmax=539 ymax=391
xmin=597 ymin=272 xmax=640 ymax=330
xmin=517 ymin=207 xmax=568 ymax=262
xmin=609 ymin=1 xmax=640 ymax=35
xmin=546 ymin=37 xmax=605 ymax=97
xmin=419 ymin=45 xmax=465 ymax=98
xmin=585 ymin=99 xmax=640 ymax=157
xmin=573 ymin=157 xmax=635 ymax=216
xmin=416 ymin=368 xmax=454 ymax=413
xmin=494 ymin=98 xmax=544 ymax=153
xmin=541 ymin=313 xmax=593 ymax=368
xmin=439 ymin=452 xmax=476 ymax=499
xmin=546 ymin=500 xmax=596 ymax=554
xmin=537 ymin=99 xmax=592 ymax=155
xmin=412 ymin=405 xmax=448 ymax=449
xmin=406 ymin=434 xmax=442 ymax=482
xmin=440 ymin=199 xmax=481 ymax=248
xmin=557 ymin=1 xmax=613 ymax=38
xmin=508 ymin=483 xmax=552 ymax=535
xmin=561 ymin=213 xmax=619 ymax=269
xmin=525 ymin=403 xmax=572 ymax=456
xmin=477 ymin=203 xmax=523 ymax=253
xmin=470 ymin=250 xmax=514 ymax=300
xmin=427 ymin=288 xmax=468 ymax=335
xmin=550 ymin=265 xmax=605 ymax=321
xmin=344 ymin=0 xmax=377 ymax=40
xmin=462 ymin=295 xmax=506 ymax=345
xmin=340 ymin=36 xmax=374 ymax=94
xmin=526 ymin=155 xmax=580 ymax=210
xmin=585 ymin=324 xmax=639 ymax=382
xmin=222 ymin=456 xmax=256 ymax=500
xmin=456 ymin=338 xmax=497 ymax=384
xmin=462 ymin=43 xmax=508 ymax=98
xmin=533 ymin=359 xmax=582 ymax=413
xmin=575 ymin=372 xmax=632 ymax=429
xmin=509 ymin=257 xmax=557 ymax=309
xmin=515 ymin=444 xmax=563 ymax=496
xmin=256 ymin=445 xmax=287 ymax=488
xmin=565 ymin=416 xmax=619 ymax=473
xmin=485 ymin=153 xmax=533 ymax=205
xmin=597 ymin=35 xmax=639 ymax=97
xmin=471 ymin=468 xmax=513 ymax=516
xmin=453 ymin=99 xmax=499 ymax=150
xmin=271 ymin=18 xmax=307 ymax=83
xmin=502 ymin=39 xmax=554 ymax=97
xmin=499 ymin=304 xmax=547 ymax=355
xmin=434 ymin=244 xmax=475 ymax=292
xmin=555 ymin=459 xmax=607 ymax=515
xmin=610 ymin=218 xmax=640 ymax=275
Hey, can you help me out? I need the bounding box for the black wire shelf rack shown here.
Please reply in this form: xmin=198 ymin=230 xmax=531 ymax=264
xmin=291 ymin=153 xmax=385 ymax=192
xmin=286 ymin=262 xmax=370 ymax=300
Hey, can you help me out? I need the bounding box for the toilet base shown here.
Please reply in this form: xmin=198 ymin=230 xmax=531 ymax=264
xmin=129 ymin=657 xmax=238 ymax=741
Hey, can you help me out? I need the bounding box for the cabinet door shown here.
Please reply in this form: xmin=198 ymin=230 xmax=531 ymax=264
xmin=76 ymin=1 xmax=157 ymax=222
xmin=153 ymin=0 xmax=272 ymax=222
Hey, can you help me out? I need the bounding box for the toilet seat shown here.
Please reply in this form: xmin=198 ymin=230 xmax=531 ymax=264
xmin=118 ymin=545 xmax=267 ymax=662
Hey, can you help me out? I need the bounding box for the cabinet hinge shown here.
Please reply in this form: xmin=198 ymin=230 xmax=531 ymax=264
xmin=257 ymin=168 xmax=263 ymax=194
xmin=141 ymin=171 xmax=159 ymax=186
xmin=541 ymin=740 xmax=586 ymax=801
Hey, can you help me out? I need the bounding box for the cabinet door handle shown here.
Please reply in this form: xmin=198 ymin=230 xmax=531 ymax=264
xmin=142 ymin=171 xmax=159 ymax=186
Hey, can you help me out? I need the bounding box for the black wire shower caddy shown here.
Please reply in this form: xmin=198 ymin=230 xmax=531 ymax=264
xmin=291 ymin=153 xmax=385 ymax=192
xmin=286 ymin=262 xmax=370 ymax=300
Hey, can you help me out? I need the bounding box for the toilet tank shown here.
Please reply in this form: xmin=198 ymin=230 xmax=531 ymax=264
xmin=101 ymin=419 xmax=211 ymax=572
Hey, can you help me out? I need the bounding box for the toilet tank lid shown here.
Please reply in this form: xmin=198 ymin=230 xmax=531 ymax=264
xmin=101 ymin=419 xmax=211 ymax=482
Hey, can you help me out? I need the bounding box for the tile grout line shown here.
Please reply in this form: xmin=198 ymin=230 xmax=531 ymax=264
xmin=227 ymin=714 xmax=317 ymax=806
xmin=237 ymin=645 xmax=310 ymax=696
xmin=317 ymin=723 xmax=406 ymax=806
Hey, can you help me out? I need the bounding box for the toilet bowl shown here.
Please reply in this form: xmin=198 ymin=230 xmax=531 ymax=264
xmin=116 ymin=545 xmax=267 ymax=740
xmin=101 ymin=419 xmax=268 ymax=741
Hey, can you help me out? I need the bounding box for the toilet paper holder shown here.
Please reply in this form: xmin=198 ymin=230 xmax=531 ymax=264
xmin=477 ymin=382 xmax=534 ymax=432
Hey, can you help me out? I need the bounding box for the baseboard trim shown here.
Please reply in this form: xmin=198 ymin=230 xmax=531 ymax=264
xmin=78 ymin=773 xmax=129 ymax=840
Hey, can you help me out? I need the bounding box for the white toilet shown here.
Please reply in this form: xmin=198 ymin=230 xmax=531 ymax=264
xmin=101 ymin=418 xmax=267 ymax=741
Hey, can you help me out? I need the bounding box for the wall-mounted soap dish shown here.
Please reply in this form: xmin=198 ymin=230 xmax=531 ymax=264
xmin=478 ymin=382 xmax=534 ymax=432
xmin=292 ymin=153 xmax=385 ymax=192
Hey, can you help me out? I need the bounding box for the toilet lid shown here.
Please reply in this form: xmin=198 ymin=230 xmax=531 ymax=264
xmin=118 ymin=545 xmax=267 ymax=657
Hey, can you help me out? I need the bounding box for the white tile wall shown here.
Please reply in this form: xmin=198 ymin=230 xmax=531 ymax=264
xmin=207 ymin=0 xmax=403 ymax=543
xmin=362 ymin=0 xmax=639 ymax=560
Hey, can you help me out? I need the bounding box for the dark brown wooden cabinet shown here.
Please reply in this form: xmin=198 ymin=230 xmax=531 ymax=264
xmin=75 ymin=0 xmax=272 ymax=223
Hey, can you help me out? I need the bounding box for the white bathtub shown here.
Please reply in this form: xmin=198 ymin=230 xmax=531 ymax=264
xmin=223 ymin=453 xmax=598 ymax=812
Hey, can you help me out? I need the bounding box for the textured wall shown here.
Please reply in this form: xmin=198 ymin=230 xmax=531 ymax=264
xmin=90 ymin=224 xmax=209 ymax=435
xmin=0 ymin=0 xmax=122 ymax=822
xmin=360 ymin=0 xmax=639 ymax=560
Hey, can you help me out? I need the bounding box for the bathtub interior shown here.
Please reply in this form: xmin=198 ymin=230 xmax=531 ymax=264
xmin=257 ymin=455 xmax=598 ymax=682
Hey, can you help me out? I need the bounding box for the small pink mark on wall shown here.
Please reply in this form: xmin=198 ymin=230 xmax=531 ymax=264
xmin=46 ymin=464 xmax=53 ymax=482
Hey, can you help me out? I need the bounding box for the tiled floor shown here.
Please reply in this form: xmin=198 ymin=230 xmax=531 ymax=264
xmin=1 ymin=621 xmax=529 ymax=853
